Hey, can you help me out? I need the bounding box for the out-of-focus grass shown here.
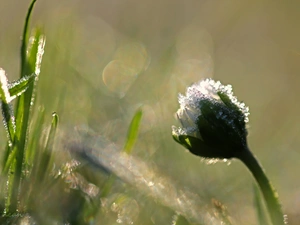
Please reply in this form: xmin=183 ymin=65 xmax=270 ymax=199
xmin=0 ymin=0 xmax=300 ymax=224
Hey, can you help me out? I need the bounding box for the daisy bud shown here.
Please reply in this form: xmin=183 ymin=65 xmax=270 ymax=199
xmin=172 ymin=78 xmax=249 ymax=159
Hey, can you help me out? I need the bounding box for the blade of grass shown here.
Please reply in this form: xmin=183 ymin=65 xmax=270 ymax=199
xmin=36 ymin=112 xmax=59 ymax=183
xmin=19 ymin=107 xmax=45 ymax=209
xmin=100 ymin=108 xmax=143 ymax=197
xmin=0 ymin=68 xmax=15 ymax=145
xmin=1 ymin=104 xmax=15 ymax=145
xmin=26 ymin=106 xmax=45 ymax=170
xmin=8 ymin=74 xmax=36 ymax=99
xmin=20 ymin=0 xmax=37 ymax=78
xmin=5 ymin=0 xmax=44 ymax=212
xmin=4 ymin=31 xmax=45 ymax=172
xmin=253 ymin=184 xmax=270 ymax=225
xmin=123 ymin=108 xmax=143 ymax=154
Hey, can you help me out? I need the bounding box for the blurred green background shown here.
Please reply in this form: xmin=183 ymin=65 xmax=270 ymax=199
xmin=1 ymin=0 xmax=300 ymax=224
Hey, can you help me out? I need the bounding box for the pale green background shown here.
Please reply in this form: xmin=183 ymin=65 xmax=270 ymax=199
xmin=0 ymin=0 xmax=299 ymax=224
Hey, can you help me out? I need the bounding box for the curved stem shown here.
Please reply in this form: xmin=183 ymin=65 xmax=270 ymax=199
xmin=235 ymin=148 xmax=285 ymax=225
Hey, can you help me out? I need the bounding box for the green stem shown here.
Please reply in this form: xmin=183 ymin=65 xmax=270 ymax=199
xmin=235 ymin=148 xmax=285 ymax=225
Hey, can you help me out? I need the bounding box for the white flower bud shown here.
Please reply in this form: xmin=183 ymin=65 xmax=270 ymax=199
xmin=172 ymin=78 xmax=249 ymax=159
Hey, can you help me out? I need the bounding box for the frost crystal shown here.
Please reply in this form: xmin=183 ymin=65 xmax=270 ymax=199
xmin=173 ymin=78 xmax=249 ymax=139
xmin=172 ymin=78 xmax=250 ymax=158
xmin=0 ymin=68 xmax=12 ymax=103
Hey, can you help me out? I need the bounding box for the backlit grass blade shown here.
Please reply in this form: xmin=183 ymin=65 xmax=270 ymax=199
xmin=20 ymin=0 xmax=37 ymax=77
xmin=101 ymin=108 xmax=143 ymax=198
xmin=1 ymin=104 xmax=15 ymax=146
xmin=5 ymin=0 xmax=44 ymax=213
xmin=123 ymin=108 xmax=143 ymax=154
xmin=5 ymin=31 xmax=45 ymax=171
xmin=0 ymin=68 xmax=15 ymax=145
xmin=8 ymin=74 xmax=36 ymax=100
xmin=26 ymin=107 xmax=45 ymax=170
xmin=36 ymin=112 xmax=59 ymax=182
xmin=253 ymin=184 xmax=270 ymax=225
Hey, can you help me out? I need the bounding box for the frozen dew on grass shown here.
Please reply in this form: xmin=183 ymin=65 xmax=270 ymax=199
xmin=0 ymin=68 xmax=15 ymax=144
xmin=0 ymin=68 xmax=13 ymax=104
xmin=34 ymin=35 xmax=46 ymax=76
xmin=0 ymin=67 xmax=29 ymax=145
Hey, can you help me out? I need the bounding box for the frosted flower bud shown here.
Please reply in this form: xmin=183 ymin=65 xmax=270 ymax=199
xmin=172 ymin=78 xmax=249 ymax=159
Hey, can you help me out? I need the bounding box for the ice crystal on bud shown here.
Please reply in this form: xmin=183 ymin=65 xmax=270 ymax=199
xmin=172 ymin=78 xmax=249 ymax=159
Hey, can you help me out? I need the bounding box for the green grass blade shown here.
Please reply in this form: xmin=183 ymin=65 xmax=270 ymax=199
xmin=253 ymin=184 xmax=270 ymax=225
xmin=8 ymin=74 xmax=36 ymax=99
xmin=36 ymin=112 xmax=59 ymax=182
xmin=102 ymin=108 xmax=143 ymax=197
xmin=20 ymin=0 xmax=37 ymax=77
xmin=1 ymin=103 xmax=15 ymax=146
xmin=123 ymin=108 xmax=143 ymax=154
xmin=45 ymin=113 xmax=59 ymax=162
xmin=0 ymin=68 xmax=12 ymax=104
xmin=5 ymin=5 xmax=45 ymax=213
xmin=26 ymin=107 xmax=45 ymax=169
xmin=51 ymin=112 xmax=59 ymax=128
xmin=8 ymin=30 xmax=45 ymax=168
xmin=0 ymin=68 xmax=15 ymax=145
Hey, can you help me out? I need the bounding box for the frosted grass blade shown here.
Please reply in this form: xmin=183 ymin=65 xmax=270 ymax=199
xmin=8 ymin=74 xmax=36 ymax=100
xmin=0 ymin=68 xmax=15 ymax=145
xmin=5 ymin=0 xmax=44 ymax=214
